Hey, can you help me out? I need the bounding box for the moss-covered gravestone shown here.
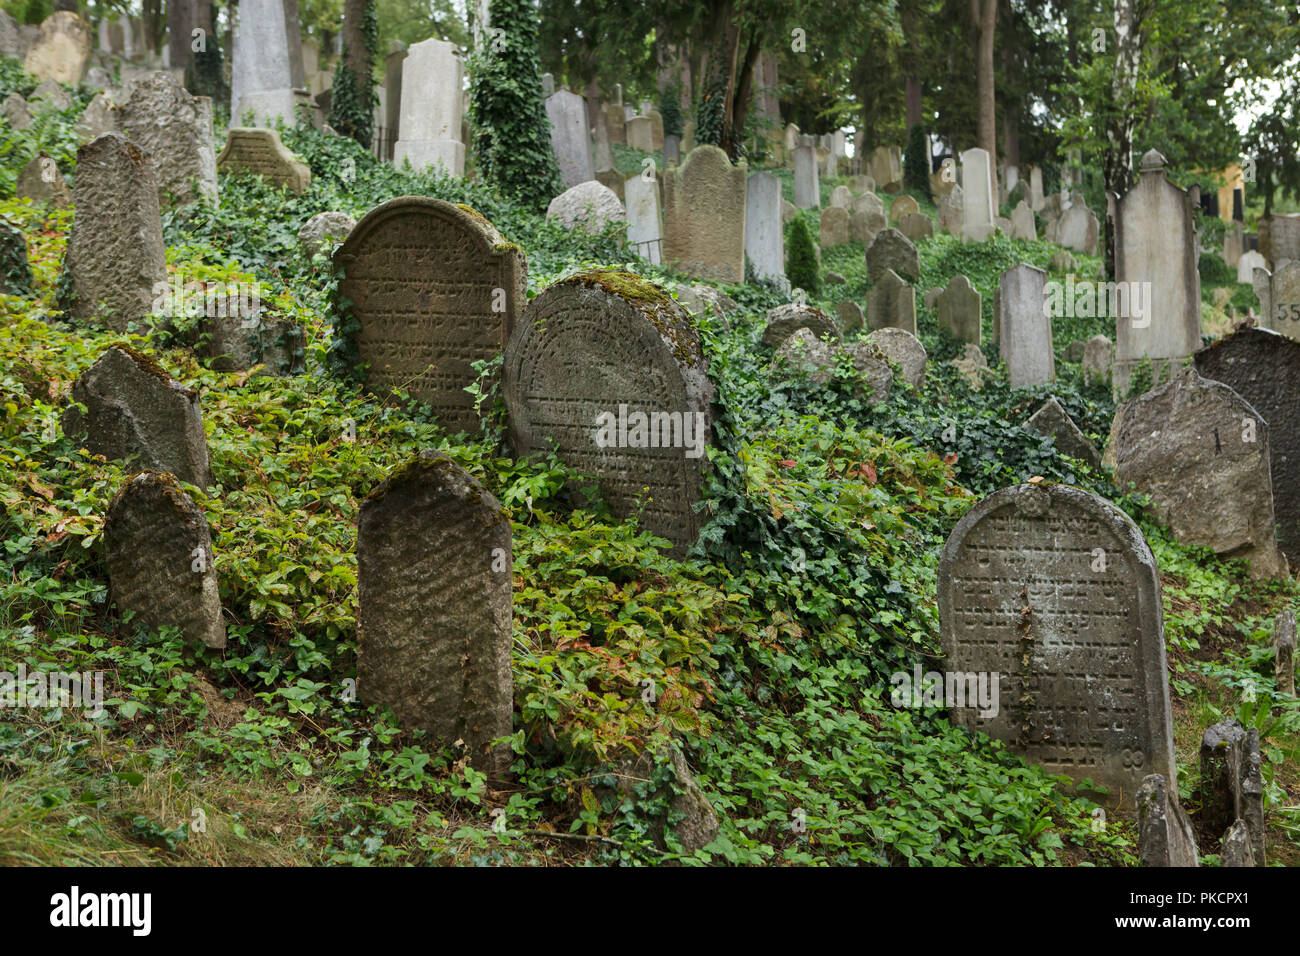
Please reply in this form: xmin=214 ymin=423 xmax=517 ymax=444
xmin=505 ymin=270 xmax=713 ymax=555
xmin=62 ymin=346 xmax=212 ymax=488
xmin=356 ymin=451 xmax=513 ymax=778
xmin=938 ymin=482 xmax=1176 ymax=807
xmin=104 ymin=471 xmax=226 ymax=649
xmin=333 ymin=197 xmax=526 ymax=435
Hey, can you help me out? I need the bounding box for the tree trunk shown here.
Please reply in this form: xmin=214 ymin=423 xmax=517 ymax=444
xmin=166 ymin=0 xmax=194 ymax=74
xmin=342 ymin=0 xmax=368 ymax=81
xmin=729 ymin=36 xmax=761 ymax=153
xmin=1103 ymin=0 xmax=1143 ymax=278
xmin=972 ymin=0 xmax=997 ymax=203
xmin=901 ymin=0 xmax=922 ymax=131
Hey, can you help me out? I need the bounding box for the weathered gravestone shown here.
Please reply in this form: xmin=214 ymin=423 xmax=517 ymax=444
xmin=819 ymin=206 xmax=849 ymax=248
xmin=30 ymin=78 xmax=71 ymax=112
xmin=1220 ymin=819 xmax=1255 ymax=867
xmin=1275 ymin=609 xmax=1296 ymax=697
xmin=793 ymin=142 xmax=818 ymax=209
xmin=218 ymin=128 xmax=311 ymax=193
xmin=939 ymin=481 xmax=1177 ymax=804
xmin=889 ymin=194 xmax=919 ymax=223
xmin=762 ymin=303 xmax=839 ymax=349
xmin=898 ymin=212 xmax=933 ymax=242
xmin=1115 ymin=367 xmax=1284 ymax=579
xmin=1054 ymin=200 xmax=1099 ymax=256
xmin=937 ymin=184 xmax=963 ymax=236
xmin=1027 ymin=397 xmax=1100 ymax=469
xmin=1237 ymin=249 xmax=1266 ymax=286
xmin=828 ymin=185 xmax=851 ymax=209
xmin=662 ymin=145 xmax=746 ymax=283
xmin=1109 ymin=150 xmax=1202 ymax=397
xmin=118 ymin=71 xmax=218 ymax=209
xmin=996 ymin=263 xmax=1054 ymax=387
xmin=546 ymin=180 xmax=625 ymax=234
xmin=63 ymin=346 xmax=213 ymax=487
xmin=867 ymin=268 xmax=916 ymax=335
xmin=604 ymin=102 xmax=626 ymax=145
xmin=1260 ymin=212 xmax=1300 ymax=264
xmin=230 ymin=0 xmax=304 ymax=127
xmin=937 ymin=273 xmax=981 ymax=345
xmin=0 ymin=10 xmax=21 ymax=60
xmin=392 ymin=38 xmax=464 ymax=176
xmin=356 ymin=451 xmax=513 ymax=778
xmin=544 ymin=89 xmax=594 ymax=189
xmin=836 ymin=301 xmax=864 ymax=333
xmin=1083 ymin=334 xmax=1113 ymax=387
xmin=1137 ymin=773 xmax=1200 ymax=867
xmin=23 ymin=11 xmax=91 ymax=85
xmin=865 ymin=228 xmax=918 ymax=283
xmin=850 ymin=208 xmax=886 ymax=245
xmin=334 ymin=197 xmax=526 ymax=434
xmin=960 ymin=147 xmax=996 ymax=241
xmin=866 ymin=327 xmax=925 ymax=389
xmin=1195 ymin=328 xmax=1300 ymax=563
xmin=1197 ymin=719 xmax=1265 ymax=866
xmin=104 ymin=471 xmax=226 ymax=649
xmin=2 ymin=92 xmax=31 ymax=130
xmin=0 ymin=218 xmax=33 ymax=297
xmin=298 ymin=210 xmax=357 ymax=258
xmin=772 ymin=330 xmax=893 ymax=402
xmin=626 ymin=116 xmax=654 ymax=151
xmin=745 ymin=171 xmax=784 ymax=284
xmin=625 ymin=171 xmax=663 ymax=265
xmin=869 ymin=145 xmax=902 ymax=191
xmin=504 ymin=271 xmax=713 ymax=555
xmin=1010 ymin=199 xmax=1036 ymax=241
xmin=76 ymin=90 xmax=116 ymax=142
xmin=64 ymin=134 xmax=166 ymax=331
xmin=16 ymin=151 xmax=72 ymax=208
xmin=1253 ymin=261 xmax=1300 ymax=340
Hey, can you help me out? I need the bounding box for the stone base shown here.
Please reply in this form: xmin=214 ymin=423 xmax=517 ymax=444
xmin=233 ymin=89 xmax=297 ymax=129
xmin=393 ymin=138 xmax=464 ymax=177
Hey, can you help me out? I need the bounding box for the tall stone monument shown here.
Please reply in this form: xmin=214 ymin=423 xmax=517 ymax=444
xmin=230 ymin=0 xmax=304 ymax=127
xmin=745 ymin=171 xmax=785 ymax=284
xmin=393 ymin=38 xmax=465 ymax=176
xmin=997 ymin=263 xmax=1054 ymax=387
xmin=544 ymin=89 xmax=594 ymax=189
xmin=960 ymin=147 xmax=995 ymax=241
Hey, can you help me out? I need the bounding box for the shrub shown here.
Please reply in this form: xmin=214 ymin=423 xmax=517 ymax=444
xmin=786 ymin=215 xmax=821 ymax=297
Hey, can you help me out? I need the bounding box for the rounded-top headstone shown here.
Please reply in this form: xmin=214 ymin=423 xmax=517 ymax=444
xmin=938 ymin=481 xmax=1176 ymax=803
xmin=504 ymin=270 xmax=713 ymax=555
xmin=546 ymin=180 xmax=627 ymax=234
xmin=762 ymin=302 xmax=840 ymax=349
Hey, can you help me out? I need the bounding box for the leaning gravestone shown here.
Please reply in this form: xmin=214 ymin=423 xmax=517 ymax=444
xmin=793 ymin=142 xmax=818 ymax=209
xmin=1115 ymin=367 xmax=1284 ymax=579
xmin=356 ymin=451 xmax=513 ymax=778
xmin=505 ymin=271 xmax=713 ymax=556
xmin=2 ymin=92 xmax=31 ymax=130
xmin=104 ymin=471 xmax=226 ymax=649
xmin=24 ymin=11 xmax=91 ymax=85
xmin=625 ymin=171 xmax=663 ymax=265
xmin=118 ymin=71 xmax=218 ymax=209
xmin=1110 ymin=149 xmax=1201 ymax=397
xmin=64 ymin=134 xmax=166 ymax=332
xmin=0 ymin=218 xmax=33 ymax=297
xmin=819 ymin=206 xmax=849 ymax=248
xmin=544 ymin=89 xmax=594 ymax=189
xmin=217 ymin=128 xmax=311 ymax=193
xmin=1195 ymin=327 xmax=1300 ymax=563
xmin=937 ymin=273 xmax=981 ymax=345
xmin=865 ymin=228 xmax=918 ymax=283
xmin=76 ymin=90 xmax=117 ymax=142
xmin=30 ymin=78 xmax=72 ymax=112
xmin=889 ymin=195 xmax=919 ymax=223
xmin=63 ymin=346 xmax=213 ymax=487
xmin=867 ymin=268 xmax=916 ymax=335
xmin=663 ymin=146 xmax=747 ymax=283
xmin=939 ymin=481 xmax=1177 ymax=803
xmin=762 ymin=303 xmax=840 ymax=349
xmin=334 ymin=197 xmax=526 ymax=434
xmin=997 ymin=263 xmax=1054 ymax=387
xmin=745 ymin=171 xmax=784 ymax=284
xmin=16 ymin=152 xmax=72 ymax=208
xmin=1026 ymin=397 xmax=1100 ymax=468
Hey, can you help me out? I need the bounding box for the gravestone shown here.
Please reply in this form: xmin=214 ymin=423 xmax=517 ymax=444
xmin=0 ymin=218 xmax=33 ymax=297
xmin=625 ymin=171 xmax=663 ymax=265
xmin=1236 ymin=249 xmax=1265 ymax=286
xmin=1 ymin=92 xmax=31 ymax=130
xmin=836 ymin=301 xmax=865 ymax=333
xmin=604 ymin=102 xmax=626 ymax=145
xmin=889 ymin=195 xmax=919 ymax=223
xmin=16 ymin=152 xmax=72 ymax=208
xmin=626 ymin=116 xmax=654 ymax=151
xmin=819 ymin=206 xmax=849 ymax=248
xmin=118 ymin=71 xmax=218 ymax=209
xmin=65 ymin=134 xmax=166 ymax=331
xmin=1221 ymin=820 xmax=1255 ymax=867
xmin=793 ymin=143 xmax=819 ymax=209
xmin=1197 ymin=719 xmax=1265 ymax=866
xmin=24 ymin=11 xmax=91 ymax=85
xmin=645 ymin=108 xmax=664 ymax=149
xmin=30 ymin=78 xmax=71 ymax=112
xmin=960 ymin=147 xmax=995 ymax=241
xmin=850 ymin=209 xmax=886 ymax=245
xmin=217 ymin=128 xmax=311 ymax=193
xmin=674 ymin=284 xmax=737 ymax=323
xmin=898 ymin=212 xmax=933 ymax=242
xmin=540 ymin=72 xmax=554 ymax=96
xmin=852 ymin=192 xmax=884 ymax=218
xmin=996 ymin=263 xmax=1054 ymax=387
xmin=937 ymin=184 xmax=963 ymax=235
xmin=865 ymin=228 xmax=918 ymax=283
xmin=1137 ymin=774 xmax=1200 ymax=866
xmin=392 ymin=38 xmax=463 ymax=176
xmin=334 ymin=197 xmax=526 ymax=434
xmin=745 ymin=171 xmax=784 ymax=283
xmin=1255 ymin=261 xmax=1300 ymax=340
xmin=829 ymin=185 xmax=851 ymax=209
xmin=76 ymin=91 xmax=117 ymax=142
xmin=298 ymin=210 xmax=356 ymax=258
xmin=1115 ymin=367 xmax=1284 ymax=578
xmin=867 ymin=268 xmax=916 ymax=335
xmin=1030 ymin=166 xmax=1044 ymax=210
xmin=504 ymin=271 xmax=714 ymax=555
xmin=546 ymin=180 xmax=625 ymax=234
xmin=0 ymin=10 xmax=21 ymax=59
xmin=356 ymin=451 xmax=513 ymax=778
xmin=1223 ymin=222 xmax=1244 ymax=270
xmin=198 ymin=311 xmax=304 ymax=376
xmin=545 ymin=89 xmax=593 ymax=189
xmin=1110 ymin=150 xmax=1202 ymax=397
xmin=939 ymin=481 xmax=1177 ymax=803
xmin=1195 ymin=327 xmax=1300 ymax=563
xmin=762 ymin=303 xmax=840 ymax=349
xmin=950 ymin=343 xmax=988 ymax=389
xmin=593 ymin=109 xmax=614 ymax=171
xmin=662 ymin=146 xmax=746 ymax=283
xmin=937 ymin=273 xmax=981 ymax=345
xmin=1275 ymin=609 xmax=1296 ymax=697
xmin=63 ymin=346 xmax=212 ymax=487
xmin=1260 ymin=213 xmax=1300 ymax=263
xmin=866 ymin=327 xmax=925 ymax=388
xmin=104 ymin=471 xmax=226 ymax=649
xmin=869 ymin=145 xmax=901 ymax=190
xmin=230 ymin=0 xmax=302 ymax=127
xmin=1056 ymin=200 xmax=1099 ymax=256
xmin=1083 ymin=334 xmax=1113 ymax=387
xmin=1010 ymin=200 xmax=1036 ymax=241
xmin=773 ymin=331 xmax=893 ymax=402
xmin=1026 ymin=397 xmax=1100 ymax=468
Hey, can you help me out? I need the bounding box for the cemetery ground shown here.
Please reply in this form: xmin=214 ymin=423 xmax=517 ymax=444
xmin=2 ymin=81 xmax=1299 ymax=870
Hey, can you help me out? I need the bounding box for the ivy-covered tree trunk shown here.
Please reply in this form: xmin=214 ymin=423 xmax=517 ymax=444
xmin=330 ymin=0 xmax=377 ymax=149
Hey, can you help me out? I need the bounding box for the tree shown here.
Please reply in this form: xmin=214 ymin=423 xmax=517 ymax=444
xmin=329 ymin=0 xmax=377 ymax=148
xmin=786 ymin=215 xmax=821 ymax=297
xmin=969 ymin=0 xmax=996 ymax=198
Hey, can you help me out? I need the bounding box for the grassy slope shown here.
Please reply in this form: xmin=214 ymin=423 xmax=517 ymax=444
xmin=0 ymin=79 xmax=1297 ymax=865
